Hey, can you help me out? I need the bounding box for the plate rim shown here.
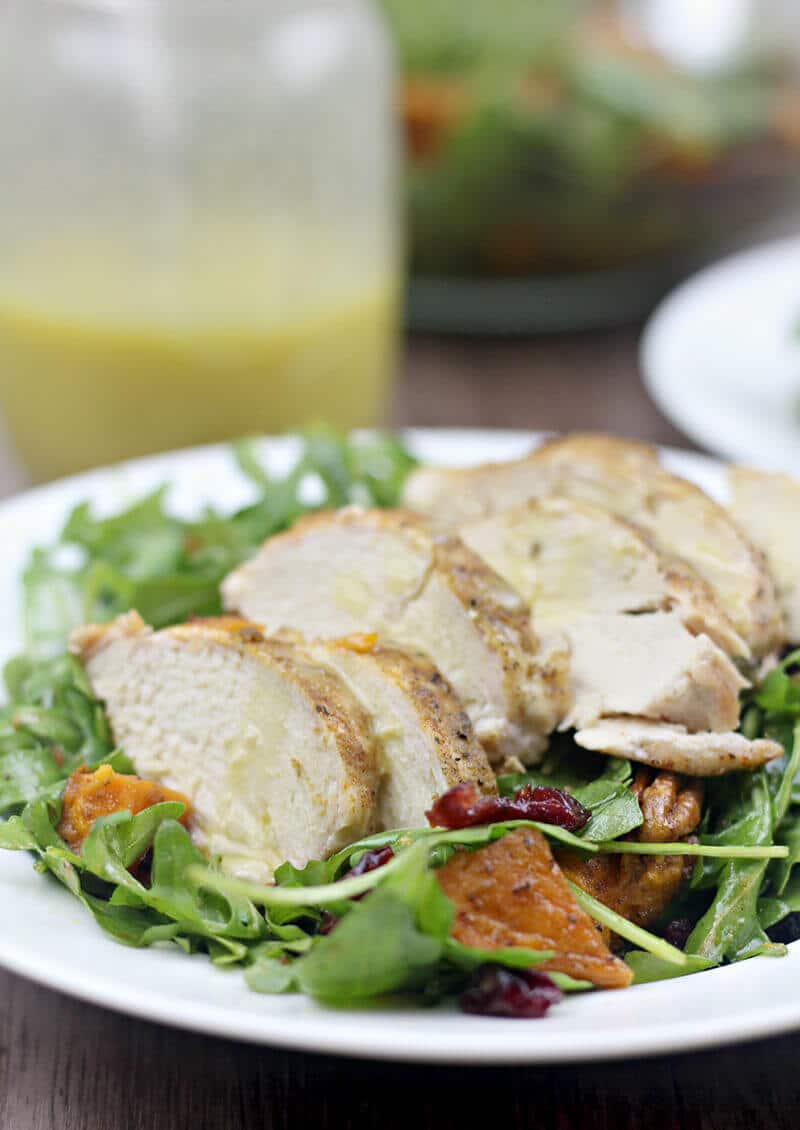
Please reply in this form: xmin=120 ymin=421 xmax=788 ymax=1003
xmin=0 ymin=425 xmax=796 ymax=1065
xmin=640 ymin=234 xmax=800 ymax=470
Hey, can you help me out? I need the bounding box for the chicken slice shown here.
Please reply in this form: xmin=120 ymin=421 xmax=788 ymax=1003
xmin=436 ymin=827 xmax=633 ymax=989
xmin=561 ymin=612 xmax=746 ymax=732
xmin=456 ymin=499 xmax=747 ymax=733
xmin=71 ymin=612 xmax=379 ymax=882
xmin=574 ymin=718 xmax=783 ymax=776
xmin=222 ymin=508 xmax=569 ymax=764
xmin=404 ymin=449 xmax=560 ymax=527
xmin=460 ymin=496 xmax=747 ymax=659
xmin=728 ymin=466 xmax=800 ymax=643
xmin=403 ymin=433 xmax=782 ymax=658
xmin=402 ymin=433 xmax=658 ymax=525
xmin=297 ymin=636 xmax=496 ymax=830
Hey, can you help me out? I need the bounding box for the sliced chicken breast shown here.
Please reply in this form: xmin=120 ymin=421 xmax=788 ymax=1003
xmin=71 ymin=613 xmax=379 ymax=882
xmin=460 ymin=497 xmax=747 ymax=659
xmin=404 ymin=449 xmax=560 ymax=527
xmin=222 ymin=508 xmax=569 ymax=764
xmin=728 ymin=466 xmax=800 ymax=643
xmin=533 ymin=435 xmax=781 ymax=658
xmin=300 ymin=636 xmax=496 ymax=830
xmin=562 ymin=612 xmax=746 ymax=732
xmin=574 ymin=718 xmax=783 ymax=776
xmin=403 ymin=433 xmax=782 ymax=658
xmin=459 ymin=498 xmax=747 ymax=737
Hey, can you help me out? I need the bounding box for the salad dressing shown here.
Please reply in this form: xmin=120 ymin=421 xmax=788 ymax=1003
xmin=0 ymin=231 xmax=397 ymax=481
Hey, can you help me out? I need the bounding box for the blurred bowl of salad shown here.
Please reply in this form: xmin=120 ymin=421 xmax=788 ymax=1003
xmin=380 ymin=0 xmax=800 ymax=332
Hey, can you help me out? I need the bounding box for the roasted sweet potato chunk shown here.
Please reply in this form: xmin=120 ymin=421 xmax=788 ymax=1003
xmin=557 ymin=770 xmax=703 ymax=933
xmin=436 ymin=827 xmax=632 ymax=989
xmin=58 ymin=764 xmax=190 ymax=854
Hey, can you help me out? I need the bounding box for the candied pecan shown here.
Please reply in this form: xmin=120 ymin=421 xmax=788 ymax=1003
xmin=557 ymin=850 xmax=692 ymax=938
xmin=631 ymin=768 xmax=704 ymax=844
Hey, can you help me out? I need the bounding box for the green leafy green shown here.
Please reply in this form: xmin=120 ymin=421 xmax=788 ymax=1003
xmin=5 ymin=425 xmax=800 ymax=1008
xmin=568 ymin=882 xmax=689 ymax=968
xmin=380 ymin=0 xmax=785 ymax=277
xmin=20 ymin=428 xmax=417 ymax=660
xmin=0 ymin=653 xmax=114 ymax=813
xmin=499 ymin=742 xmax=642 ymax=842
xmin=295 ymin=891 xmax=444 ymax=1003
xmin=625 ymin=951 xmax=714 ymax=985
xmin=687 ymin=725 xmax=800 ymax=963
xmin=443 ymin=939 xmax=553 ymax=972
xmin=0 ymin=815 xmax=38 ymax=851
xmin=11 ymin=788 xmax=269 ymax=961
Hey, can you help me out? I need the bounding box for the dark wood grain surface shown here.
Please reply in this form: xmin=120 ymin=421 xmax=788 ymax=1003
xmin=1 ymin=327 xmax=795 ymax=1130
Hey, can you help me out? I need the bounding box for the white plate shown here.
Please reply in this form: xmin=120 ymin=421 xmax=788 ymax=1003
xmin=641 ymin=236 xmax=800 ymax=473
xmin=1 ymin=428 xmax=799 ymax=1064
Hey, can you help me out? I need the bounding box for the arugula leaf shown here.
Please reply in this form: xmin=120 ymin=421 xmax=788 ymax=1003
xmin=81 ymin=802 xmax=187 ymax=872
xmin=275 ymin=839 xmax=457 ymax=1004
xmin=19 ymin=429 xmax=416 ymax=657
xmin=245 ymin=951 xmax=301 ymax=995
xmin=771 ymin=818 xmax=800 ymax=896
xmin=688 ymin=726 xmax=800 ymax=963
xmin=294 ymin=890 xmax=444 ymax=1003
xmin=443 ymin=939 xmax=553 ymax=972
xmin=12 ymin=790 xmax=269 ymax=961
xmin=625 ymin=951 xmax=714 ymax=984
xmin=21 ymin=551 xmax=85 ymax=662
xmin=0 ymin=815 xmax=38 ymax=850
xmin=499 ymin=743 xmax=641 ymax=842
xmin=759 ymin=870 xmax=800 ymax=931
xmin=0 ymin=653 xmax=114 ymax=813
xmin=82 ymin=896 xmax=185 ymax=949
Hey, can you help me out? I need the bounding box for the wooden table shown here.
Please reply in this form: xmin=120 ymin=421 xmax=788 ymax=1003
xmin=2 ymin=327 xmax=797 ymax=1130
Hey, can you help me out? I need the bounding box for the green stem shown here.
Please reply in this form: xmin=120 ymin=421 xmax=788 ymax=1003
xmin=598 ymin=842 xmax=788 ymax=860
xmin=569 ymin=882 xmax=689 ymax=966
xmin=778 ymin=649 xmax=800 ymax=673
xmin=773 ymin=722 xmax=800 ymax=827
xmin=187 ymin=850 xmax=412 ymax=908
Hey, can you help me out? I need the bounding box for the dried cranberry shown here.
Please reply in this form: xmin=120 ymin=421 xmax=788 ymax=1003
xmin=459 ymin=966 xmax=562 ymax=1019
xmin=347 ymin=845 xmax=394 ymax=878
xmin=319 ymin=912 xmax=338 ymax=935
xmin=662 ymin=917 xmax=694 ymax=950
xmin=318 ymin=845 xmax=396 ymax=932
xmin=426 ymin=781 xmax=590 ymax=833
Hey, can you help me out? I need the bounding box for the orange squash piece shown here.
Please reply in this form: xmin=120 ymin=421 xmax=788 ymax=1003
xmin=58 ymin=764 xmax=191 ymax=855
xmin=436 ymin=827 xmax=632 ymax=989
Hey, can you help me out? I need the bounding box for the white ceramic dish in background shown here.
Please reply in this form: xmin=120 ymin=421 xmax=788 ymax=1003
xmin=641 ymin=236 xmax=800 ymax=473
xmin=1 ymin=428 xmax=798 ymax=1064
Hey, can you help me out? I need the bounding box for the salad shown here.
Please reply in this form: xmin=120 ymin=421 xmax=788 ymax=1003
xmin=2 ymin=429 xmax=800 ymax=1019
xmin=381 ymin=0 xmax=800 ymax=278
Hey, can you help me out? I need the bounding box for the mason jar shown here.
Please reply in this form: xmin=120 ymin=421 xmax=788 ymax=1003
xmin=0 ymin=0 xmax=399 ymax=481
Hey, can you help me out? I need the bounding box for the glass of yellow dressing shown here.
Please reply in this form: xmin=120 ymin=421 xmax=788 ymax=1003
xmin=0 ymin=0 xmax=400 ymax=481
